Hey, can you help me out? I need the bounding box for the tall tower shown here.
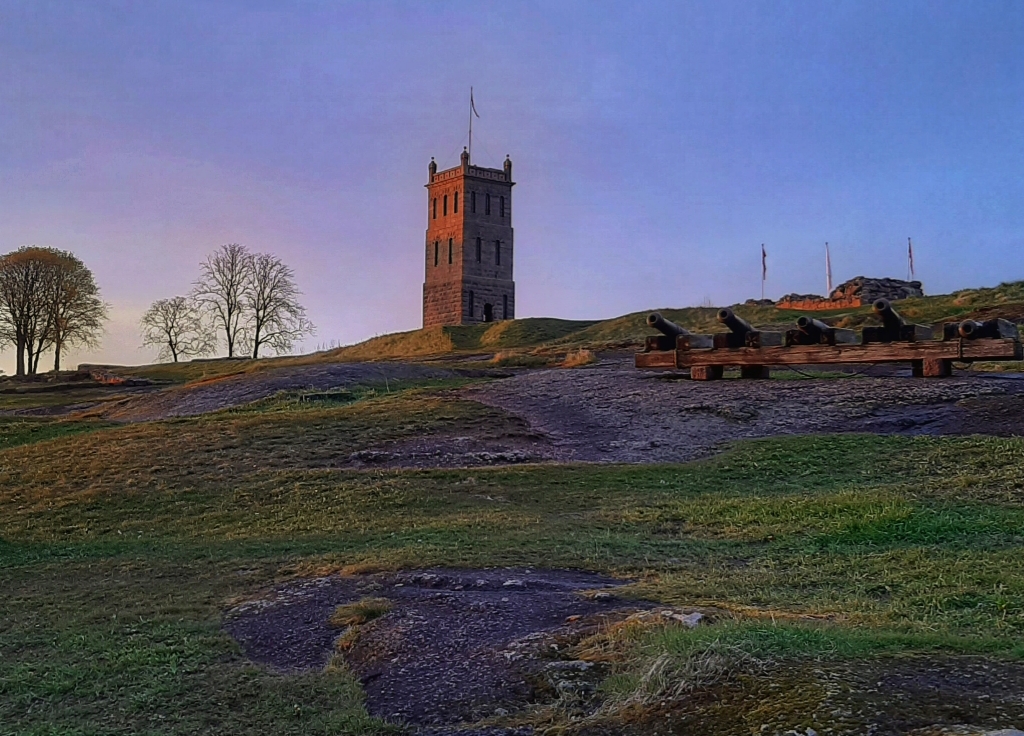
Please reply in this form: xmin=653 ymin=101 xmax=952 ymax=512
xmin=423 ymin=148 xmax=515 ymax=327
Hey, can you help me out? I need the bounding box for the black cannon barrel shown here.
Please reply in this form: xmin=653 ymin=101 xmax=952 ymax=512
xmin=796 ymin=316 xmax=830 ymax=334
xmin=647 ymin=312 xmax=689 ymax=338
xmin=716 ymin=308 xmax=753 ymax=336
xmin=959 ymin=320 xmax=984 ymax=339
xmin=958 ymin=318 xmax=1017 ymax=340
xmin=872 ymin=298 xmax=905 ymax=331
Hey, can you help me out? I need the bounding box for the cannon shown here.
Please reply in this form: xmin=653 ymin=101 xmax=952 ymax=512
xmin=717 ymin=308 xmax=752 ymax=336
xmin=873 ymin=298 xmax=903 ymax=330
xmin=645 ymin=312 xmax=690 ymax=351
xmin=798 ymin=316 xmax=831 ymax=338
xmin=862 ymin=298 xmax=932 ymax=343
xmin=942 ymin=318 xmax=1019 ymax=341
xmin=785 ymin=316 xmax=858 ymax=346
xmin=647 ymin=312 xmax=689 ymax=338
xmin=713 ymin=308 xmax=782 ymax=348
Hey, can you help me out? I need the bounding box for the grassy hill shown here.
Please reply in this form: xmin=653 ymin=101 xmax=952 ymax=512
xmin=108 ymin=280 xmax=1024 ymax=383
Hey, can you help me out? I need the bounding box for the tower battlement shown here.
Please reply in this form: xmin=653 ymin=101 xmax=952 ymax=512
xmin=422 ymin=148 xmax=516 ymax=327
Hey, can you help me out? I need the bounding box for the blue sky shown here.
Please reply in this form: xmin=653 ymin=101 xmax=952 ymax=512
xmin=2 ymin=1 xmax=1023 ymax=367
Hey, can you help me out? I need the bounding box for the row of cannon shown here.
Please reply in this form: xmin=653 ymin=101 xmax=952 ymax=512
xmin=647 ymin=299 xmax=1017 ymax=351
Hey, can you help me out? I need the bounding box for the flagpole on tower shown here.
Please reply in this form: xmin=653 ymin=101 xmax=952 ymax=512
xmin=468 ymin=87 xmax=480 ymax=163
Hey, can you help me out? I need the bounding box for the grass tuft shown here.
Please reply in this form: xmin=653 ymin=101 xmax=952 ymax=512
xmin=328 ymin=597 xmax=393 ymax=628
xmin=561 ymin=348 xmax=596 ymax=368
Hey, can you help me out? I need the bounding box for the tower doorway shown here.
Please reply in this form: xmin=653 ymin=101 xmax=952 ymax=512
xmin=483 ymin=303 xmax=493 ymax=322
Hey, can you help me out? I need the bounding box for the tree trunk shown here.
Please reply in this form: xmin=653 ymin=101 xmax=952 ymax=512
xmin=54 ymin=343 xmax=61 ymax=372
xmin=15 ymin=337 xmax=25 ymax=376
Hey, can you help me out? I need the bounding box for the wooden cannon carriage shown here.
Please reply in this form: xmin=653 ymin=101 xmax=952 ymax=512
xmin=635 ymin=301 xmax=1022 ymax=380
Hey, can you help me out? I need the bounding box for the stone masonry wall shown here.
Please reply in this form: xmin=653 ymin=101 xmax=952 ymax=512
xmin=423 ymin=156 xmax=515 ymax=327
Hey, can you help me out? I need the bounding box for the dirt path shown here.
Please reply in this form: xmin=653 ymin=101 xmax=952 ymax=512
xmin=463 ymin=357 xmax=1024 ymax=464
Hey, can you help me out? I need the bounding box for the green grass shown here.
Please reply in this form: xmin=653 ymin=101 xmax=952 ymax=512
xmin=4 ymin=387 xmax=1024 ymax=732
xmin=0 ymin=417 xmax=112 ymax=450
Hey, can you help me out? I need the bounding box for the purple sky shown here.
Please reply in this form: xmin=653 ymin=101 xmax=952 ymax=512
xmin=2 ymin=1 xmax=1023 ymax=368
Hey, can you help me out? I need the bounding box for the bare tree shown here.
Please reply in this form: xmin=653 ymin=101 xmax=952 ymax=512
xmin=0 ymin=248 xmax=107 ymax=374
xmin=140 ymin=296 xmax=215 ymax=363
xmin=0 ymin=247 xmax=82 ymax=375
xmin=47 ymin=250 xmax=107 ymax=371
xmin=192 ymin=243 xmax=251 ymax=358
xmin=245 ymin=252 xmax=314 ymax=358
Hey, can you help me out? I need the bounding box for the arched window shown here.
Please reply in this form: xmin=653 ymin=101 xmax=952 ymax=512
xmin=495 ymin=240 xmax=501 ymax=266
xmin=503 ymin=294 xmax=508 ymax=319
xmin=471 ymin=191 xmax=476 ymax=213
xmin=475 ymin=237 xmax=481 ymax=262
xmin=468 ymin=290 xmax=475 ymax=317
xmin=485 ymin=193 xmax=491 ymax=215
xmin=454 ymin=191 xmax=459 ymax=213
xmin=443 ymin=194 xmax=448 ymax=217
xmin=448 ymin=238 xmax=453 ymax=264
xmin=500 ymin=196 xmax=505 ymax=218
xmin=434 ymin=241 xmax=439 ymax=266
xmin=432 ymin=198 xmax=437 ymax=219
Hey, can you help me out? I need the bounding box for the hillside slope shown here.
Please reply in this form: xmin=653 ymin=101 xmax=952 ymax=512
xmin=112 ymin=281 xmax=1024 ymax=382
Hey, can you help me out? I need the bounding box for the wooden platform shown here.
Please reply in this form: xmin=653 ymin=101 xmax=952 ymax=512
xmin=635 ymin=338 xmax=1022 ymax=379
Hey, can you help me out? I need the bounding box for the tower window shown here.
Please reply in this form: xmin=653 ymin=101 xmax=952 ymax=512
xmin=448 ymin=238 xmax=453 ymax=264
xmin=471 ymin=191 xmax=476 ymax=213
xmin=495 ymin=240 xmax=501 ymax=266
xmin=503 ymin=294 xmax=508 ymax=319
xmin=475 ymin=237 xmax=481 ymax=262
xmin=485 ymin=193 xmax=491 ymax=216
xmin=454 ymin=191 xmax=458 ymax=213
xmin=443 ymin=194 xmax=448 ymax=217
xmin=500 ymin=196 xmax=505 ymax=218
xmin=434 ymin=241 xmax=439 ymax=266
xmin=468 ymin=290 xmax=475 ymax=317
xmin=432 ymin=198 xmax=437 ymax=219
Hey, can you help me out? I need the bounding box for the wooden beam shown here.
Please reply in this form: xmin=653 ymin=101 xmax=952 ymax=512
xmin=922 ymin=358 xmax=952 ymax=377
xmin=674 ymin=339 xmax=1020 ymax=368
xmin=691 ymin=365 xmax=724 ymax=381
xmin=635 ymin=351 xmax=678 ymax=369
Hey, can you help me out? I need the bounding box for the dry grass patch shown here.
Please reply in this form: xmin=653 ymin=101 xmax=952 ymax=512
xmin=328 ymin=597 xmax=393 ymax=628
xmin=561 ymin=348 xmax=596 ymax=368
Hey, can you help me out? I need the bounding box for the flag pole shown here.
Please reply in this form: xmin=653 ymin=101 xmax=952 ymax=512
xmin=761 ymin=244 xmax=766 ymax=301
xmin=468 ymin=87 xmax=473 ymax=163
xmin=826 ymin=242 xmax=833 ymax=295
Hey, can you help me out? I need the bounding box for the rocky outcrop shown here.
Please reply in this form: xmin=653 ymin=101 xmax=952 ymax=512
xmin=830 ymin=276 xmax=923 ymax=302
xmin=777 ymin=276 xmax=923 ymax=311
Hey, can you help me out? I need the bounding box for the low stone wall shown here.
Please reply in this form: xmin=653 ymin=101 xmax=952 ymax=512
xmin=776 ymin=295 xmax=864 ymax=311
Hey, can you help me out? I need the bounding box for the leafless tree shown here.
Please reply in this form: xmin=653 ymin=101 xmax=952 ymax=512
xmin=0 ymin=248 xmax=52 ymax=375
xmin=192 ymin=243 xmax=251 ymax=358
xmin=0 ymin=247 xmax=105 ymax=375
xmin=245 ymin=252 xmax=314 ymax=358
xmin=140 ymin=296 xmax=215 ymax=363
xmin=47 ymin=250 xmax=107 ymax=371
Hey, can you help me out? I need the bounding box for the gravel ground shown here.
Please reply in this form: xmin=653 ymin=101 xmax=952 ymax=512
xmin=82 ymin=355 xmax=1024 ymax=465
xmin=224 ymin=568 xmax=644 ymax=728
xmin=462 ymin=357 xmax=1024 ymax=464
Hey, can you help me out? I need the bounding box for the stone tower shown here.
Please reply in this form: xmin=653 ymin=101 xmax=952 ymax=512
xmin=423 ymin=148 xmax=515 ymax=327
